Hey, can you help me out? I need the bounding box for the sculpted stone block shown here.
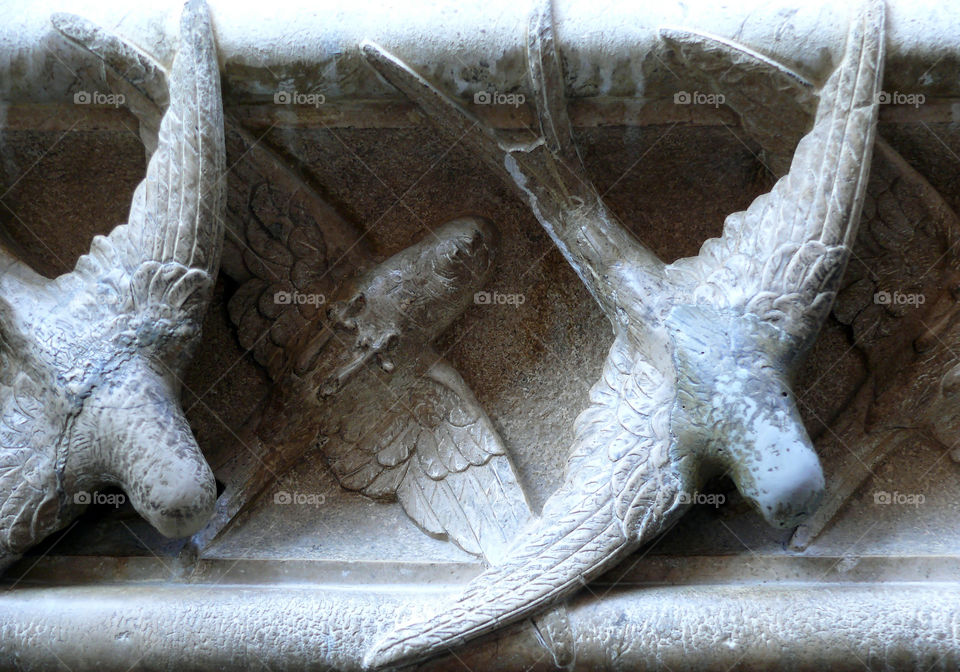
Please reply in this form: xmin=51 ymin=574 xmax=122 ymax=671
xmin=0 ymin=0 xmax=224 ymax=571
xmin=660 ymin=11 xmax=960 ymax=550
xmin=52 ymin=0 xmax=540 ymax=572
xmin=195 ymin=214 xmax=536 ymax=564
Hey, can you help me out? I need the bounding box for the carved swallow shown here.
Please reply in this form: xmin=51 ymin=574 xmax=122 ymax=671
xmin=0 ymin=0 xmax=224 ymax=571
xmin=192 ymin=216 xmax=535 ymax=565
xmin=360 ymin=0 xmax=885 ymax=665
xmin=660 ymin=19 xmax=960 ymax=550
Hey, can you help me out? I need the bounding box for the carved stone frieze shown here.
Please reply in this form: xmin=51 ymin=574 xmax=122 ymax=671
xmin=361 ymin=0 xmax=884 ymax=664
xmin=1 ymin=0 xmax=959 ymax=670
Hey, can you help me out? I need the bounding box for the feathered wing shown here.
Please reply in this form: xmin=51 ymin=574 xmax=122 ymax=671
xmin=365 ymin=335 xmax=687 ymax=668
xmin=52 ymin=0 xmax=225 ymax=362
xmin=221 ymin=127 xmax=369 ymax=381
xmin=662 ymin=22 xmax=958 ymax=378
xmin=666 ymin=0 xmax=885 ymax=355
xmin=52 ymin=8 xmax=369 ymax=380
xmin=321 ymin=349 xmax=531 ymax=563
xmin=0 ymin=313 xmax=59 ymax=566
xmin=0 ymin=1 xmax=224 ymax=568
xmin=790 ymin=139 xmax=960 ymax=548
xmin=662 ymin=5 xmax=960 ymax=549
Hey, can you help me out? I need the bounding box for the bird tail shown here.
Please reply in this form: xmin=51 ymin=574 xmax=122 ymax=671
xmin=364 ymin=482 xmax=630 ymax=669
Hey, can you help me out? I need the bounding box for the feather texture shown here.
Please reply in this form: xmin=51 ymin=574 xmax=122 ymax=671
xmin=365 ymin=335 xmax=686 ymax=667
xmin=0 ymin=0 xmax=224 ymax=570
xmin=321 ymin=350 xmax=531 ymax=563
xmin=666 ymin=0 xmax=885 ymax=353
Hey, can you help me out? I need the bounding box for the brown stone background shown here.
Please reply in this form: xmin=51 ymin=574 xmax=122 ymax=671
xmin=2 ymin=103 xmax=959 ymax=567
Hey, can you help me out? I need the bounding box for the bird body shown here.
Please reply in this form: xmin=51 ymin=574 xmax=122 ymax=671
xmin=0 ymin=0 xmax=224 ymax=571
xmin=361 ymin=0 xmax=884 ymax=665
xmin=51 ymin=4 xmax=535 ymax=565
xmin=192 ymin=217 xmax=533 ymax=564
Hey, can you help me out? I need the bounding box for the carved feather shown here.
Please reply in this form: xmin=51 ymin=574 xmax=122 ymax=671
xmin=361 ymin=29 xmax=667 ymax=324
xmin=221 ymin=129 xmax=369 ymax=380
xmin=320 ymin=346 xmax=532 ymax=562
xmin=0 ymin=0 xmax=224 ymax=571
xmin=362 ymin=0 xmax=885 ymax=666
xmin=52 ymin=0 xmax=225 ymax=347
xmin=365 ymin=335 xmax=685 ymax=666
xmin=666 ymin=1 xmax=885 ymax=354
xmin=53 ymin=9 xmax=367 ymax=381
xmin=50 ymin=12 xmax=169 ymax=156
xmin=662 ymin=13 xmax=960 ymax=549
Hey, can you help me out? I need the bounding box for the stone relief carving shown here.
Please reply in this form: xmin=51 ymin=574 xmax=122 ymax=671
xmin=3 ymin=0 xmax=959 ymax=668
xmin=660 ymin=18 xmax=960 ymax=549
xmin=196 ymin=214 xmax=536 ymax=562
xmin=0 ymin=0 xmax=224 ymax=571
xmin=53 ymin=0 xmax=541 ymax=568
xmin=56 ymin=10 xmax=539 ymax=569
xmin=360 ymin=0 xmax=885 ymax=665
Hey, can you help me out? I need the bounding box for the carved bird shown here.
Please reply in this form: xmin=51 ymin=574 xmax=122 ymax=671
xmin=360 ymin=0 xmax=885 ymax=665
xmin=0 ymin=0 xmax=224 ymax=572
xmin=660 ymin=19 xmax=960 ymax=550
xmin=192 ymin=216 xmax=534 ymax=564
xmin=53 ymin=6 xmax=536 ymax=571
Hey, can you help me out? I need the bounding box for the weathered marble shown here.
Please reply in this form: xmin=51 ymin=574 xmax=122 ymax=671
xmin=1 ymin=0 xmax=959 ymax=669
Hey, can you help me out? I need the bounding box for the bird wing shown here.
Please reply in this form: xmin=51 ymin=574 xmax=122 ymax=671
xmin=0 ymin=306 xmax=60 ymax=567
xmin=51 ymin=0 xmax=225 ymax=357
xmin=364 ymin=334 xmax=686 ymax=668
xmin=320 ymin=348 xmax=532 ymax=563
xmin=660 ymin=8 xmax=960 ymax=550
xmin=52 ymin=8 xmax=369 ymax=381
xmin=665 ymin=0 xmax=885 ymax=355
xmin=665 ymin=18 xmax=960 ymax=386
xmin=221 ymin=129 xmax=369 ymax=381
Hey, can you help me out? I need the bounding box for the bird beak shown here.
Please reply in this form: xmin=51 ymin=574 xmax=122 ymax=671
xmin=84 ymin=358 xmax=217 ymax=537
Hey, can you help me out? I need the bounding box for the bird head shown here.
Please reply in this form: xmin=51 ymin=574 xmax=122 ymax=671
xmin=309 ymin=217 xmax=497 ymax=397
xmin=666 ymin=305 xmax=824 ymax=529
xmin=60 ymin=353 xmax=217 ymax=538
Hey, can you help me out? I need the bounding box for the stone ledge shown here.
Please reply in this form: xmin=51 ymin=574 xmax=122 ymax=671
xmin=1 ymin=582 xmax=957 ymax=670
